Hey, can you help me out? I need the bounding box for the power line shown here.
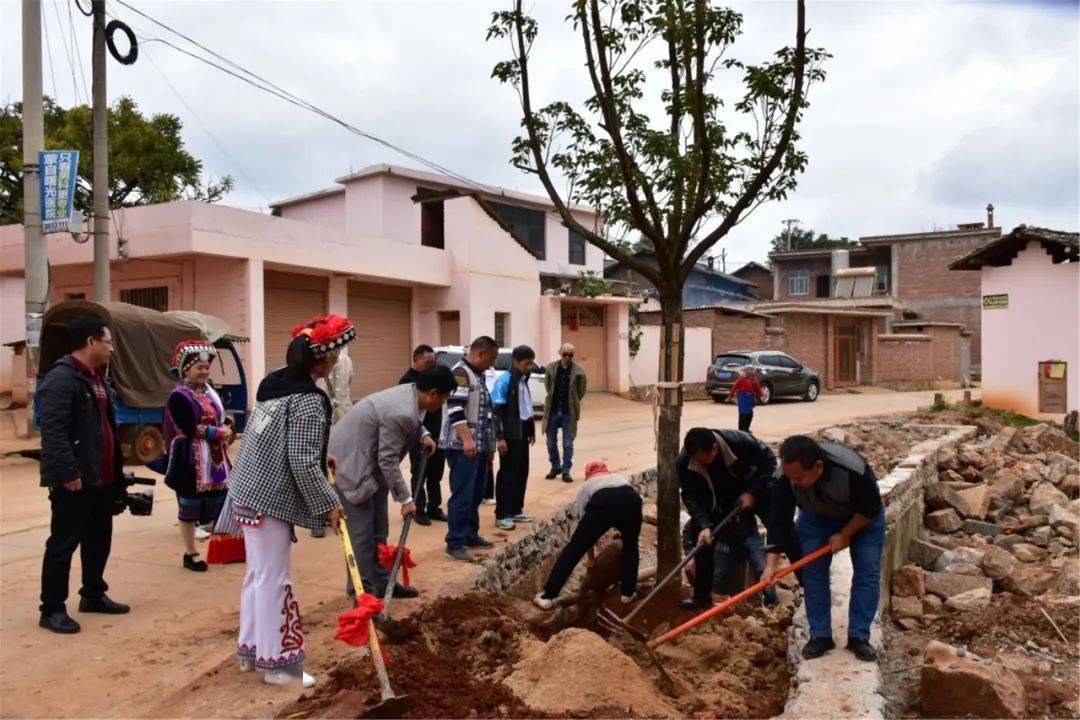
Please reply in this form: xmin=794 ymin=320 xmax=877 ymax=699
xmin=50 ymin=0 xmax=82 ymax=105
xmin=141 ymin=50 xmax=274 ymax=208
xmin=110 ymin=0 xmax=494 ymax=195
xmin=67 ymin=0 xmax=92 ymax=105
xmin=41 ymin=3 xmax=60 ymax=100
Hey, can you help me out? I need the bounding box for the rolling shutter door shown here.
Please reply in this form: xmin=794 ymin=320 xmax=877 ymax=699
xmin=264 ymin=271 xmax=327 ymax=374
xmin=347 ymin=282 xmax=412 ymax=400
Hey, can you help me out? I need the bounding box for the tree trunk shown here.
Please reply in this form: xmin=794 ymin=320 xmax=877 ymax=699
xmin=654 ymin=293 xmax=684 ymax=588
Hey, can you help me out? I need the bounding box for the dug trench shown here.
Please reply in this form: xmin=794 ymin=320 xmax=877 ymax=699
xmin=281 ymin=526 xmax=795 ymax=720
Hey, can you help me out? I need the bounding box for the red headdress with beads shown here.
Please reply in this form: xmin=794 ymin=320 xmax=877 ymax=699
xmin=172 ymin=339 xmax=217 ymax=377
xmin=291 ymin=315 xmax=356 ymax=358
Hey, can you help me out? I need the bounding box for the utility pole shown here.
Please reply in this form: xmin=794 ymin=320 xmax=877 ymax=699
xmin=23 ymin=0 xmax=47 ymax=436
xmin=781 ymin=218 xmax=800 ymax=252
xmin=720 ymin=248 xmax=727 ymax=273
xmin=92 ymin=0 xmax=110 ymax=301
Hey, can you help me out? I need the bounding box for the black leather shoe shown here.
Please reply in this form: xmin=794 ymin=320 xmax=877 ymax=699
xmin=802 ymin=636 xmax=836 ymax=659
xmin=427 ymin=508 xmax=448 ymax=522
xmin=78 ymin=595 xmax=130 ymax=615
xmin=846 ymin=636 xmax=877 ymax=662
xmin=680 ymin=597 xmax=712 ymax=611
xmin=183 ymin=553 xmax=208 ymax=572
xmin=466 ymin=536 xmax=494 ymax=549
xmin=562 ymin=473 xmax=573 ymax=483
xmin=39 ymin=611 xmax=80 ymax=634
xmin=413 ymin=513 xmax=432 ymax=526
xmin=391 ymin=584 xmax=420 ymax=599
xmin=545 ymin=468 xmax=560 ymax=480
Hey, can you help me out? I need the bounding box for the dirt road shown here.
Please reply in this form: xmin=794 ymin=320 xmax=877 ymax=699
xmin=0 ymin=388 xmax=971 ymax=718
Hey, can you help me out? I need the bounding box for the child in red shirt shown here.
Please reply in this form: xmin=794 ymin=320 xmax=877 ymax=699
xmin=727 ymin=367 xmax=765 ymax=433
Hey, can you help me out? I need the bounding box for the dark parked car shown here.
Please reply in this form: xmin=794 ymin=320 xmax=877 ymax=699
xmin=706 ymin=350 xmax=820 ymax=404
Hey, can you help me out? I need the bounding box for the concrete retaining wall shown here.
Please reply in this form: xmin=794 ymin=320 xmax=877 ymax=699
xmin=782 ymin=423 xmax=977 ymax=719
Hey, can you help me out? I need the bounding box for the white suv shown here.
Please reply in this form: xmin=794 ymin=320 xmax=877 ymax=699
xmin=434 ymin=346 xmax=546 ymax=416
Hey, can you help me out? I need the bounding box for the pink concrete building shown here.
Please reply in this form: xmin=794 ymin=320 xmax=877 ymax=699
xmin=950 ymin=226 xmax=1079 ymax=417
xmin=0 ymin=164 xmax=633 ymax=403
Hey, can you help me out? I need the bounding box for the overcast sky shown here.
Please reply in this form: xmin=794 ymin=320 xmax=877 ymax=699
xmin=2 ymin=0 xmax=1077 ymax=268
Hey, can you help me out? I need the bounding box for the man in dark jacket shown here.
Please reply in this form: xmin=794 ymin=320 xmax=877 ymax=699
xmin=491 ymin=345 xmax=537 ymax=531
xmin=677 ymin=427 xmax=779 ymax=610
xmin=762 ymin=435 xmax=885 ymax=662
xmin=399 ymin=345 xmax=447 ymax=526
xmin=38 ymin=315 xmax=129 ymax=634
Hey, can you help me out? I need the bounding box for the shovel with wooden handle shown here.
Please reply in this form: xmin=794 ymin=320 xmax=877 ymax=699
xmin=329 ymin=470 xmax=413 ymax=719
xmin=596 ymin=502 xmax=746 ymax=641
xmin=647 ymin=544 xmax=832 ymax=648
xmin=379 ymin=451 xmax=427 ymax=623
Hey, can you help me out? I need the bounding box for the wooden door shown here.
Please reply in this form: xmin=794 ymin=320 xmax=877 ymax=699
xmin=561 ymin=303 xmax=607 ymax=391
xmin=835 ymin=329 xmax=857 ymax=385
xmin=1038 ymin=362 xmax=1068 ymax=413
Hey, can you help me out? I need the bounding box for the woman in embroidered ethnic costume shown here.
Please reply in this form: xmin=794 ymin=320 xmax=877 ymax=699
xmin=226 ymin=315 xmax=355 ymax=689
xmin=163 ymin=341 xmax=234 ymax=572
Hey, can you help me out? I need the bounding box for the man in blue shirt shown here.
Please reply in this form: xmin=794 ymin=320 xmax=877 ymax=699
xmin=491 ymin=345 xmax=537 ymax=531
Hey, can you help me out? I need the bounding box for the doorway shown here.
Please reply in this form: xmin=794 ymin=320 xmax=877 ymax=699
xmin=561 ymin=303 xmax=607 ymax=392
xmin=835 ymin=326 xmax=857 ymax=385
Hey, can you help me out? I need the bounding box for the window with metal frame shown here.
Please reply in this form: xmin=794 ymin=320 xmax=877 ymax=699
xmin=494 ymin=312 xmax=510 ymax=347
xmin=493 ymin=202 xmax=546 ymax=259
xmin=788 ymin=269 xmax=810 ymax=296
xmin=120 ymin=286 xmax=168 ymax=312
xmin=568 ymin=229 xmax=586 ymax=265
xmin=875 ymin=265 xmax=888 ymax=294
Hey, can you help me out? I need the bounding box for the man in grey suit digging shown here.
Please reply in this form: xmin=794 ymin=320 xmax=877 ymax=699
xmin=329 ymin=365 xmax=456 ymax=599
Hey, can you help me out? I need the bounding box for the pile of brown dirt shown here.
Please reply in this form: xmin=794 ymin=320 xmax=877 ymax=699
xmin=505 ymin=628 xmax=677 ymax=718
xmin=282 ymin=594 xmax=536 ymax=719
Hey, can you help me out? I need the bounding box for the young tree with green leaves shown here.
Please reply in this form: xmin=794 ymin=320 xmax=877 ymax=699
xmin=1 ymin=96 xmax=233 ymax=225
xmin=488 ymin=0 xmax=827 ymax=578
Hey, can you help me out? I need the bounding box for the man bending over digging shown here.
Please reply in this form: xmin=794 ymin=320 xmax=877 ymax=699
xmin=533 ymin=462 xmax=642 ymax=610
xmin=762 ymin=435 xmax=885 ymax=662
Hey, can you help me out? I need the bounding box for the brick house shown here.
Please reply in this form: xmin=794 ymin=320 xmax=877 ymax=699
xmin=769 ymin=207 xmax=999 ymax=367
xmin=731 ymin=261 xmax=773 ymax=300
xmin=605 ymin=250 xmax=756 ymax=307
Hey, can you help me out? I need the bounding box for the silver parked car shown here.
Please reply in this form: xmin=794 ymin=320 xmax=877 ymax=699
xmin=706 ymin=350 xmax=820 ymax=404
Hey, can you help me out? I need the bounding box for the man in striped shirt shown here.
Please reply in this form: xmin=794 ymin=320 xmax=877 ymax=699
xmin=439 ymin=336 xmax=499 ymax=562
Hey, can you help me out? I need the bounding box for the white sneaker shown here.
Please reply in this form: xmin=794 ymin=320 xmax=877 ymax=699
xmin=480 ymin=498 xmax=496 ymax=506
xmin=532 ymin=593 xmax=554 ymax=611
xmin=194 ymin=526 xmax=211 ymax=541
xmin=263 ymin=670 xmax=316 ymax=688
xmin=239 ymin=658 xmax=257 ymax=672
xmin=620 ymin=593 xmax=637 ymax=605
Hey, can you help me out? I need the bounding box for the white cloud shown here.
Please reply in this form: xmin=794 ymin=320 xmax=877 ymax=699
xmin=2 ymin=0 xmax=1076 ymax=265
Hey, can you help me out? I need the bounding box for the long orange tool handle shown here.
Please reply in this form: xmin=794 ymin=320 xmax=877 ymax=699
xmin=647 ymin=544 xmax=832 ymax=648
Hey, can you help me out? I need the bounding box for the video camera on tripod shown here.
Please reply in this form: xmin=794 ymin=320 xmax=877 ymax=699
xmin=113 ymin=471 xmax=157 ymax=517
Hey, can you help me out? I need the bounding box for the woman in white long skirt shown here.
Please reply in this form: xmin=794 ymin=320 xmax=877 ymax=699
xmin=227 ymin=315 xmax=356 ymax=688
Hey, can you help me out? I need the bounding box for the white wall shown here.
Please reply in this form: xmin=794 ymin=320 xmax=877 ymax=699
xmin=629 ymin=325 xmax=712 ymax=387
xmin=980 ymin=243 xmax=1079 ymax=415
xmin=0 ymin=276 xmax=25 ymax=393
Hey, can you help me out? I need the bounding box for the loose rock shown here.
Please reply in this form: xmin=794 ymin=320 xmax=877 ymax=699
xmin=979 ymin=546 xmax=1018 ymax=582
xmin=891 ymin=595 xmax=923 ymax=620
xmin=944 ymin=587 xmax=992 ymax=611
xmin=1029 ymin=482 xmax=1070 ymax=516
xmin=921 ymin=641 xmax=1026 ymax=718
xmin=908 ymin=537 xmax=947 ymax=570
xmin=924 ymin=571 xmax=992 ymax=599
xmin=892 ymin=564 xmax=925 ymax=599
xmin=1010 ymin=543 xmax=1047 ymax=563
xmin=922 ymin=594 xmax=944 ymax=615
xmin=926 ymin=509 xmax=963 ymax=534
xmin=935 ymin=546 xmax=985 ymax=574
xmin=962 ymin=519 xmax=1003 ymax=538
xmin=1005 ymin=564 xmax=1056 ymax=597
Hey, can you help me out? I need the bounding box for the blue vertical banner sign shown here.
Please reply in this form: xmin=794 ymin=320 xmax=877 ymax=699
xmin=39 ymin=150 xmax=80 ymax=234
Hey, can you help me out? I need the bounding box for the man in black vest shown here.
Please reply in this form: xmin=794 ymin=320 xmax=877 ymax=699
xmin=763 ymin=435 xmax=885 ymax=662
xmin=677 ymin=427 xmax=780 ymax=610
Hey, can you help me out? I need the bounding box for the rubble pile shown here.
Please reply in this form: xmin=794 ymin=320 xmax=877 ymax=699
xmin=813 ymin=421 xmax=950 ymax=476
xmin=886 ymin=422 xmax=1080 ymax=719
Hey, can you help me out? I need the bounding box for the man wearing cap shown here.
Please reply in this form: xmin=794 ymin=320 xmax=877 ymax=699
xmin=533 ymin=461 xmax=642 ymax=610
